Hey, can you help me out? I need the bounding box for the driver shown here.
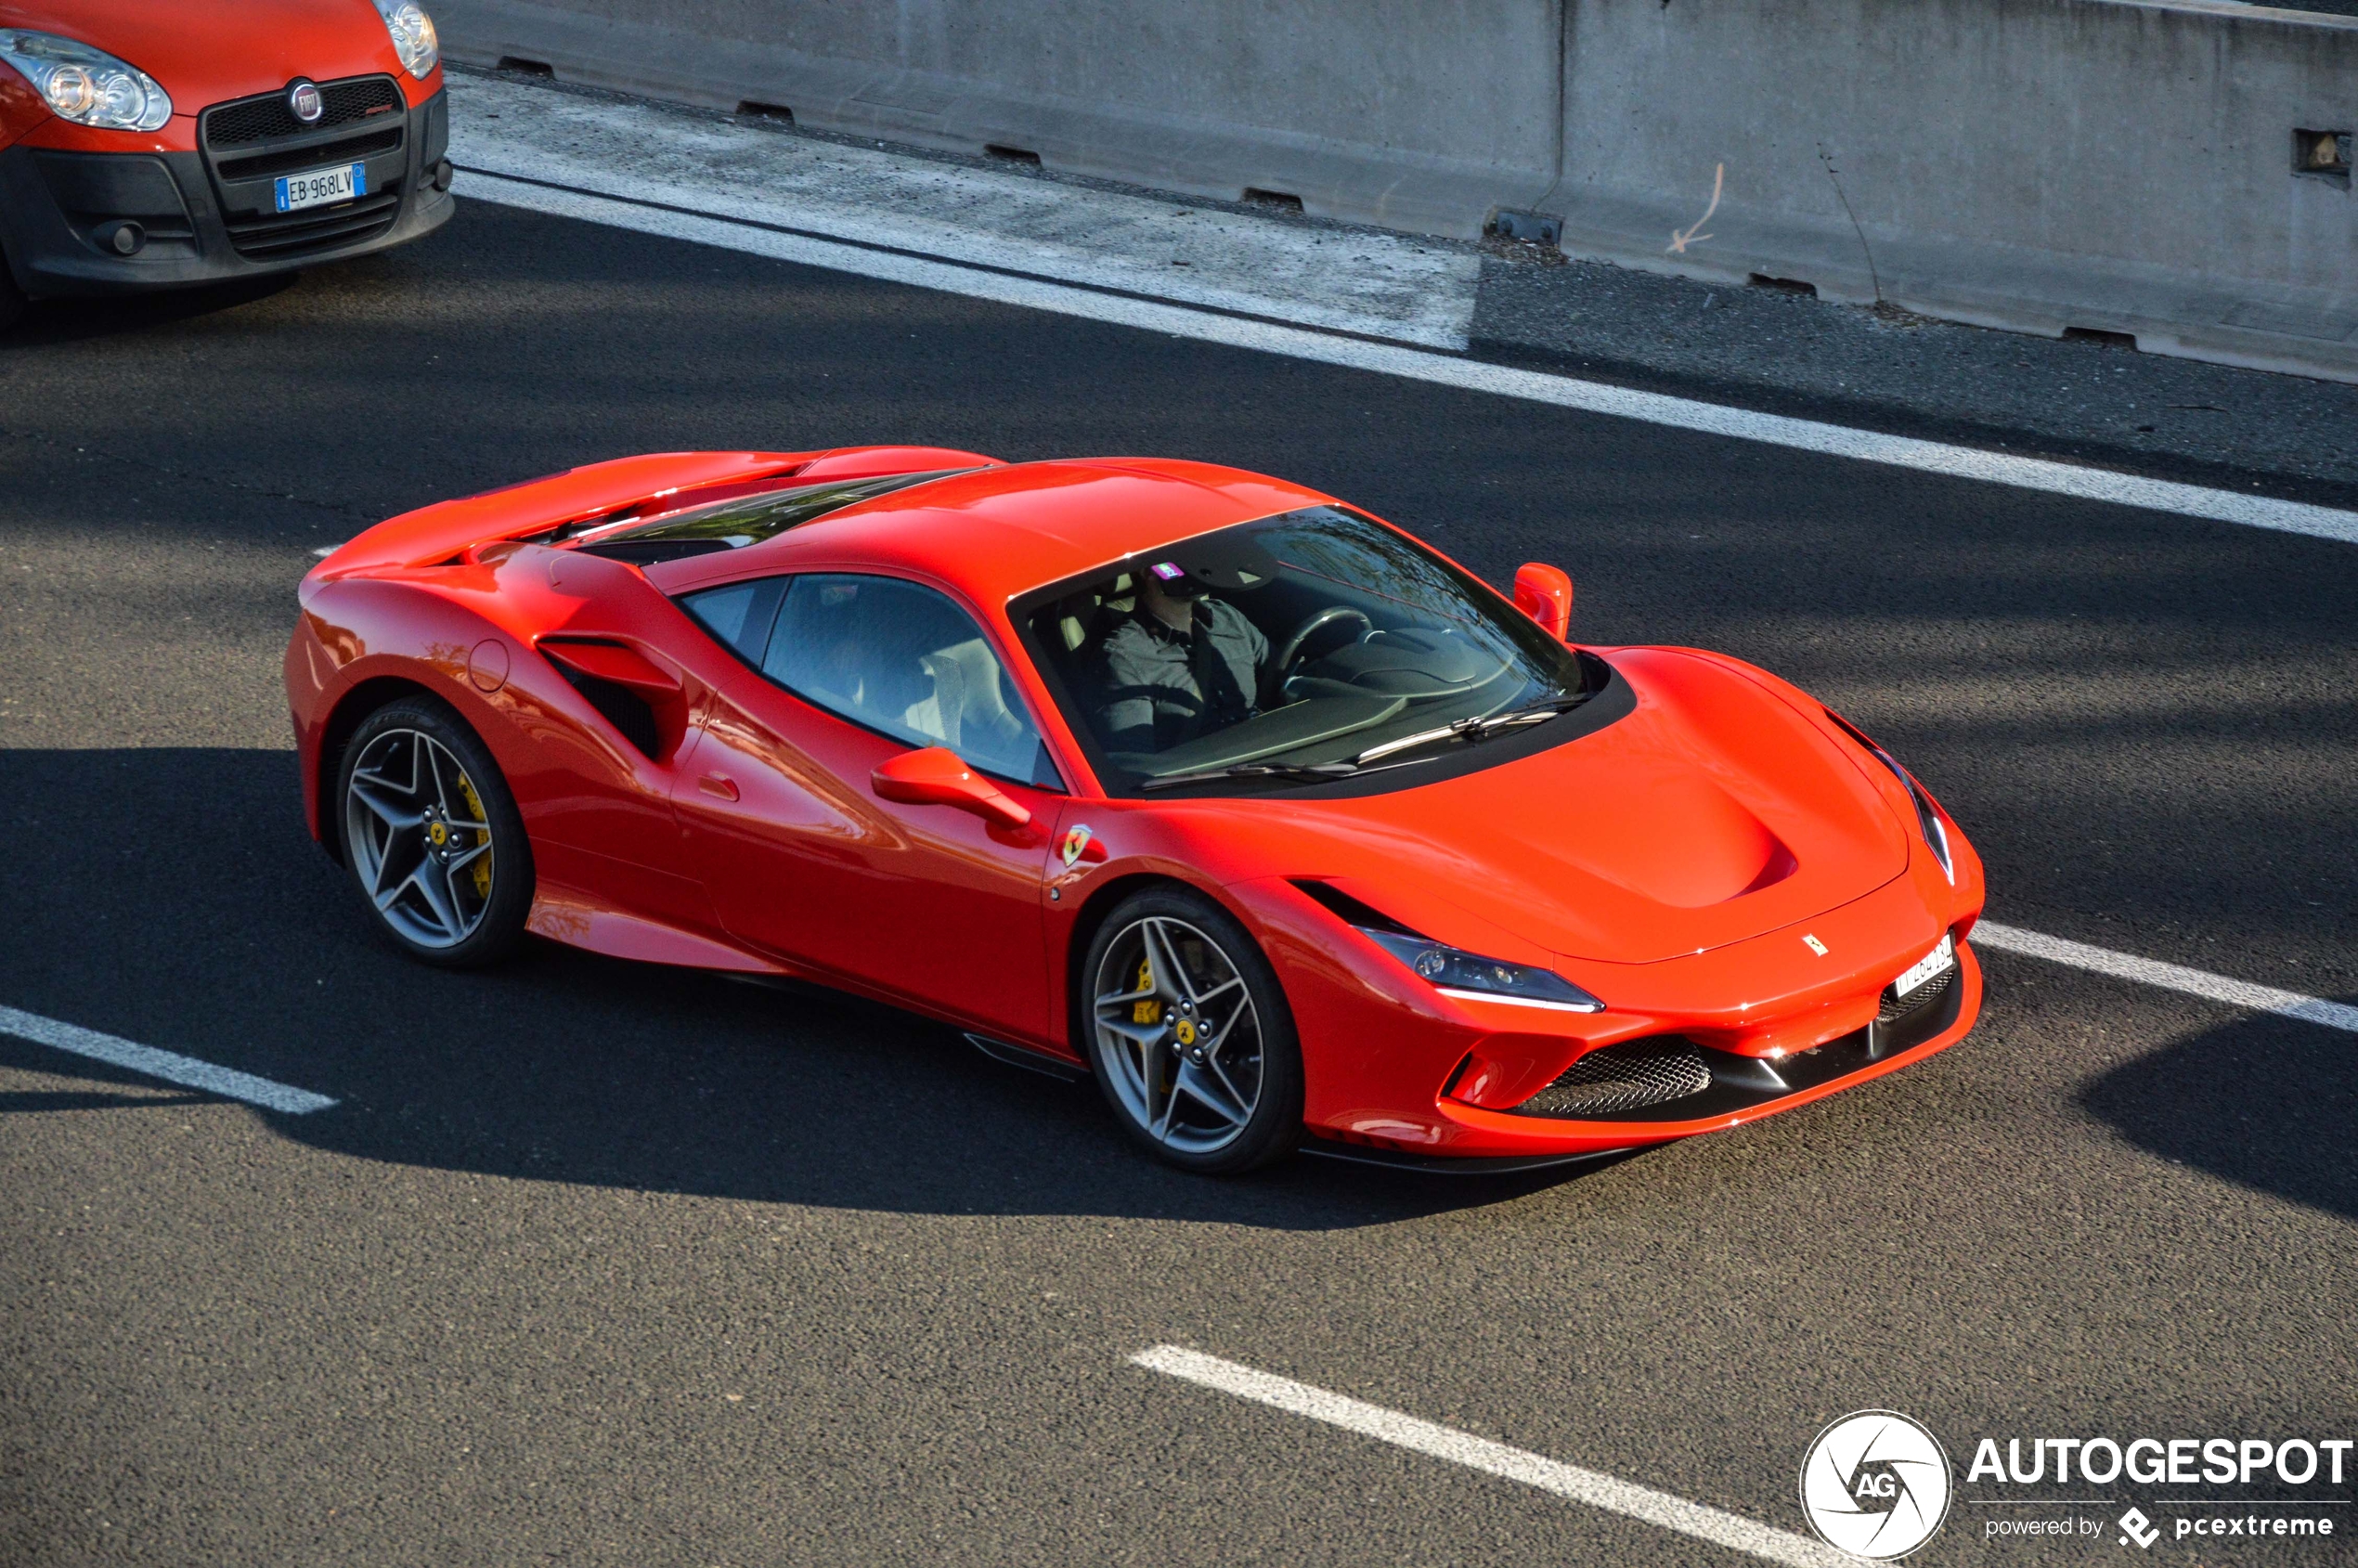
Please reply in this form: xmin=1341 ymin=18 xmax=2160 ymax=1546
xmin=1090 ymin=559 xmax=1269 ymax=752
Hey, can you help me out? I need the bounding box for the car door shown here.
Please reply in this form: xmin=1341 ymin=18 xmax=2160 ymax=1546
xmin=670 ymin=572 xmax=1065 ymax=1044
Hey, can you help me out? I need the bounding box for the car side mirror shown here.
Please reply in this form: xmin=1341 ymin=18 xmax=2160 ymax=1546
xmin=871 ymin=746 xmax=1032 ymax=829
xmin=1513 ymin=564 xmax=1574 ymax=641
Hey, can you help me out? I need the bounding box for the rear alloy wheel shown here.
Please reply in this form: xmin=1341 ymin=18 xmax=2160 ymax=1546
xmin=1082 ymin=888 xmax=1302 ymax=1173
xmin=337 ymin=697 xmax=532 ymax=966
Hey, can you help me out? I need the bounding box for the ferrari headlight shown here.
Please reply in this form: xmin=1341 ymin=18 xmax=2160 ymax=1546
xmin=370 ymin=0 xmax=440 ymax=80
xmin=0 ymin=31 xmax=171 ymax=132
xmin=1825 ymin=709 xmax=1953 ymax=884
xmin=1357 ymin=927 xmax=1605 ymax=1013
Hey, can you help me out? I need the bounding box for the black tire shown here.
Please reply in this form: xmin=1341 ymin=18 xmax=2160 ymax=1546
xmin=334 ymin=695 xmax=533 ymax=967
xmin=1079 ymin=886 xmax=1303 ymax=1173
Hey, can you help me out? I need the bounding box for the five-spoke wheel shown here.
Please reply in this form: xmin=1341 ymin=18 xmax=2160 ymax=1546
xmin=1082 ymin=888 xmax=1301 ymax=1173
xmin=337 ymin=697 xmax=531 ymax=965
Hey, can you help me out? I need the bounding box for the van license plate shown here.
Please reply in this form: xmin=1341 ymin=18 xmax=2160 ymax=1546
xmin=275 ymin=162 xmax=365 ymax=214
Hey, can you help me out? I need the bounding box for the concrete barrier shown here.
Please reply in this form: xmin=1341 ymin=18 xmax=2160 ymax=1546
xmin=429 ymin=0 xmax=1561 ymax=240
xmin=433 ymin=0 xmax=2358 ymax=382
xmin=1552 ymin=0 xmax=2358 ymax=382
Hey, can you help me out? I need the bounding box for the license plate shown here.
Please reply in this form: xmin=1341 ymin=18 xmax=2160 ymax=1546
xmin=274 ymin=162 xmax=366 ymax=214
xmin=1894 ymin=932 xmax=1956 ymax=997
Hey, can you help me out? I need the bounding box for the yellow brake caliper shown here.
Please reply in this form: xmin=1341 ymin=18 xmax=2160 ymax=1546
xmin=1131 ymin=956 xmax=1160 ymax=1025
xmin=458 ymin=772 xmax=493 ymax=900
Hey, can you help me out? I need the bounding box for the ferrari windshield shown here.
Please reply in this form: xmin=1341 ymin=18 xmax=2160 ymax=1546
xmin=1021 ymin=507 xmax=1593 ymax=795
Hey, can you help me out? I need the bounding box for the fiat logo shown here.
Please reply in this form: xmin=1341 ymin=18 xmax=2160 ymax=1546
xmin=287 ymin=79 xmax=324 ymax=123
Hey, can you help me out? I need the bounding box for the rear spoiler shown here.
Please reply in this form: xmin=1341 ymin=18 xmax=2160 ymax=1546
xmin=311 ymin=446 xmax=1005 ymax=575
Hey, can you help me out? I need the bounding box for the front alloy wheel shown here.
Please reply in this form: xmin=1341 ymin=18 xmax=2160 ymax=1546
xmin=338 ymin=697 xmax=531 ymax=965
xmin=1084 ymin=889 xmax=1302 ymax=1173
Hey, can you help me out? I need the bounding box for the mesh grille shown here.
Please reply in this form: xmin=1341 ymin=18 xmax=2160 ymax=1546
xmin=203 ymin=78 xmax=402 ymax=148
xmin=1511 ymin=1039 xmax=1712 ymax=1119
xmin=1878 ymin=965 xmax=1955 ymax=1024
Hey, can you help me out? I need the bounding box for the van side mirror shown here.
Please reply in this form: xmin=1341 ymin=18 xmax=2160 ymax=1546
xmin=871 ymin=746 xmax=1032 ymax=828
xmin=1513 ymin=564 xmax=1574 ymax=641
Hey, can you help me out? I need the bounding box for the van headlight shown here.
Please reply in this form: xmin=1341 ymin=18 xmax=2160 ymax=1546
xmin=0 ymin=32 xmax=171 ymax=132
xmin=370 ymin=0 xmax=440 ymax=80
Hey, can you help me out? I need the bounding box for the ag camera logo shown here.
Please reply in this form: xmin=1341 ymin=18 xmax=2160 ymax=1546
xmin=1800 ymin=1409 xmax=1954 ymax=1559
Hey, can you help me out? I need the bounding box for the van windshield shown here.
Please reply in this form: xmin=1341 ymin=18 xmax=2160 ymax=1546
xmin=1019 ymin=507 xmax=1594 ymax=796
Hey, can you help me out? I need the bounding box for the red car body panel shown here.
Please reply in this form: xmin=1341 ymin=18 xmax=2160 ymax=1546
xmin=0 ymin=51 xmax=45 ymax=154
xmin=288 ymin=449 xmax=1987 ymax=1162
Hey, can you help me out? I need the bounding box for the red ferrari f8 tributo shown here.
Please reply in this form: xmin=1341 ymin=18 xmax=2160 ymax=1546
xmin=287 ymin=448 xmax=1985 ymax=1173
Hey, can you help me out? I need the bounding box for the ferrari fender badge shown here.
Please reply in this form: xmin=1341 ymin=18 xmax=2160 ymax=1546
xmin=1059 ymin=824 xmax=1104 ymax=869
xmin=1802 ymin=933 xmax=1829 ymax=956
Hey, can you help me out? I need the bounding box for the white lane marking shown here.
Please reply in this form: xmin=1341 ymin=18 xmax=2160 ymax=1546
xmin=450 ymin=175 xmax=2358 ymax=549
xmin=1974 ymin=923 xmax=2358 ymax=1034
xmin=1133 ymin=1346 xmax=1847 ymax=1568
xmin=448 ymin=73 xmax=1480 ymax=351
xmin=0 ymin=1004 xmax=339 ymax=1114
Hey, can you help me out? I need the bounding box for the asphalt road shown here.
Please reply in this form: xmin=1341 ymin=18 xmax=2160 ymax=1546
xmin=2 ymin=201 xmax=2352 ymax=1566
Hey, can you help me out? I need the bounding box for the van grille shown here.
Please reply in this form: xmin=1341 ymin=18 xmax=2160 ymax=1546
xmin=217 ymin=127 xmax=404 ymax=183
xmin=197 ymin=75 xmax=408 ymax=261
xmin=222 ymin=192 xmax=402 ymax=259
xmin=201 ymin=78 xmax=402 ymax=148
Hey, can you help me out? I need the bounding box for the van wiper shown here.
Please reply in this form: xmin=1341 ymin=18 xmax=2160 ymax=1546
xmin=1139 ymin=760 xmax=1361 ymax=792
xmin=1351 ymin=691 xmax=1590 ymax=765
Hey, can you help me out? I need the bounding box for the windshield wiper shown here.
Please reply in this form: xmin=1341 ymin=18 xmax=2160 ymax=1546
xmin=1135 ymin=693 xmax=1590 ymax=792
xmin=1350 ymin=691 xmax=1591 ymax=765
xmin=1139 ymin=760 xmax=1362 ymax=793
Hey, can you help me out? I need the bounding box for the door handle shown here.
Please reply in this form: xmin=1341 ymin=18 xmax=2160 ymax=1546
xmin=698 ymin=772 xmax=740 ymax=802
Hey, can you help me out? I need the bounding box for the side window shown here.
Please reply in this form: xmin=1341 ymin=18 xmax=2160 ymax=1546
xmin=762 ymin=574 xmax=1056 ymax=786
xmin=679 ymin=577 xmax=787 ymax=665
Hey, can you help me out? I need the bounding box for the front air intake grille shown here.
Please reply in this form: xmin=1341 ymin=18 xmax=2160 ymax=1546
xmin=202 ymin=78 xmax=402 ymax=148
xmin=1878 ymin=965 xmax=1955 ymax=1025
xmin=1510 ymin=1040 xmax=1712 ymax=1119
xmin=223 ymin=191 xmax=401 ymax=260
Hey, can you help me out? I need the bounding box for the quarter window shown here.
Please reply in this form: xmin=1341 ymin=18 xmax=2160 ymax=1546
xmin=679 ymin=577 xmax=786 ymax=664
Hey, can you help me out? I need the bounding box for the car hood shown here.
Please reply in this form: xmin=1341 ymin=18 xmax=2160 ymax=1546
xmin=2 ymin=0 xmax=408 ymax=112
xmin=1230 ymin=648 xmax=1911 ymax=965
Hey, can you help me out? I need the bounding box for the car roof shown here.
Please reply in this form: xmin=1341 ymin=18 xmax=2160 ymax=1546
xmin=647 ymin=458 xmax=1341 ymax=608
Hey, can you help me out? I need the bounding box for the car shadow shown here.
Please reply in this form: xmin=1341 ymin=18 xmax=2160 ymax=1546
xmin=2079 ymin=1010 xmax=2358 ymax=1223
xmin=0 ymin=745 xmax=1613 ymax=1231
xmin=2 ymin=272 xmax=299 ymax=348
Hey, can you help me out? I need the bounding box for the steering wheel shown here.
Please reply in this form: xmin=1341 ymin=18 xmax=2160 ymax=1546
xmin=1271 ymin=606 xmax=1374 ymax=688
